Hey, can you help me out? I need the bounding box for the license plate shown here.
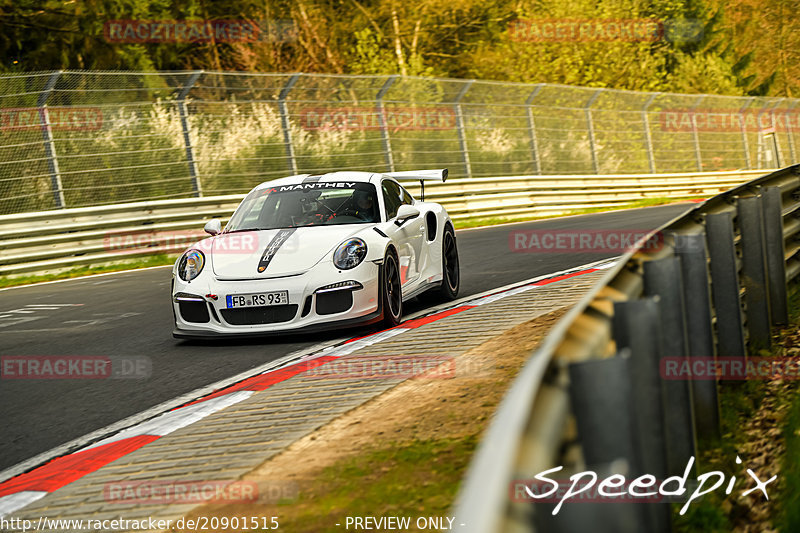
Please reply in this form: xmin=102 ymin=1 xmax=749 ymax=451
xmin=226 ymin=291 xmax=289 ymax=308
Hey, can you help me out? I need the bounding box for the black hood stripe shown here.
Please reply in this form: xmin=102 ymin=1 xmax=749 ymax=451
xmin=257 ymin=228 xmax=297 ymax=273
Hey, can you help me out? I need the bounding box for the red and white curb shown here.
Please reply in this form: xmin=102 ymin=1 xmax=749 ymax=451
xmin=0 ymin=257 xmax=617 ymax=518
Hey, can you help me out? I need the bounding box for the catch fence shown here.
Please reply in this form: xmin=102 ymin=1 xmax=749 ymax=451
xmin=1 ymin=70 xmax=796 ymax=214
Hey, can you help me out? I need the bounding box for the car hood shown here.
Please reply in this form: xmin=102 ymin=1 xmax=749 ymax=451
xmin=207 ymin=225 xmax=369 ymax=279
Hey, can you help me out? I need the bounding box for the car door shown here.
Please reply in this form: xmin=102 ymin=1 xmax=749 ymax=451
xmin=381 ymin=179 xmax=425 ymax=288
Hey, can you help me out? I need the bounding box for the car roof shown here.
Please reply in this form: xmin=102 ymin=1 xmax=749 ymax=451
xmin=253 ymin=171 xmax=388 ymax=191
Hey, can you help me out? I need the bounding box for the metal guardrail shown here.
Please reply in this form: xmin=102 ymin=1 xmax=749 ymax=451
xmin=0 ymin=169 xmax=768 ymax=277
xmin=1 ymin=70 xmax=795 ymax=216
xmin=453 ymin=165 xmax=800 ymax=531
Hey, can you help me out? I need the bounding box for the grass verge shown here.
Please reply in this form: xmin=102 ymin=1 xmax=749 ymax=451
xmin=273 ymin=436 xmax=478 ymax=530
xmin=452 ymin=196 xmax=705 ymax=229
xmin=674 ymin=282 xmax=800 ymax=532
xmin=0 ymin=254 xmax=176 ymax=289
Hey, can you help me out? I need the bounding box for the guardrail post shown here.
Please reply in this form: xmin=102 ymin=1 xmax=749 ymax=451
xmin=454 ymin=80 xmax=474 ymax=178
xmin=611 ymin=298 xmax=670 ymax=533
xmin=279 ymin=74 xmax=301 ymax=175
xmin=585 ymin=89 xmax=603 ymax=174
xmin=38 ymin=70 xmax=65 ymax=209
xmin=675 ymin=232 xmax=721 ymax=440
xmin=376 ymin=75 xmax=398 ymax=172
xmin=738 ymin=195 xmax=772 ymax=349
xmin=177 ymin=71 xmax=203 ymax=197
xmin=705 ymin=212 xmax=747 ymax=358
xmin=526 ymin=85 xmax=544 ymax=175
xmin=761 ymin=186 xmax=789 ymax=324
xmin=569 ymin=355 xmax=639 ymax=478
xmin=691 ymin=96 xmax=704 ymax=171
xmin=643 ymin=256 xmax=697 ymax=476
xmin=642 ymin=93 xmax=659 ymax=174
xmin=533 ymin=355 xmax=647 ymax=533
xmin=740 ymin=98 xmax=754 ymax=170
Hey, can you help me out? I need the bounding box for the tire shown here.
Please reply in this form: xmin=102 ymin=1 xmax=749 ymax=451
xmin=381 ymin=249 xmax=403 ymax=327
xmin=439 ymin=224 xmax=460 ymax=300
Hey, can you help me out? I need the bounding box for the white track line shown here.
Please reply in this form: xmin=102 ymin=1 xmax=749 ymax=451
xmin=0 ymin=491 xmax=48 ymax=517
xmin=84 ymin=391 xmax=255 ymax=450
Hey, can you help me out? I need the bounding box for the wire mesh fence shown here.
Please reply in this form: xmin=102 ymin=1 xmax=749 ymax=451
xmin=1 ymin=70 xmax=797 ymax=215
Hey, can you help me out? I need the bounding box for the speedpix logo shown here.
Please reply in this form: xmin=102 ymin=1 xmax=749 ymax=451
xmin=516 ymin=456 xmax=776 ymax=516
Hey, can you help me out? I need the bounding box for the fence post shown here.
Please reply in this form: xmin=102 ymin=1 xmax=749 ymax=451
xmin=526 ymin=84 xmax=544 ymax=175
xmin=642 ymin=93 xmax=658 ymax=174
xmin=738 ymin=195 xmax=772 ymax=349
xmin=690 ymin=96 xmax=704 ymax=171
xmin=740 ymin=97 xmax=754 ymax=170
xmin=376 ymin=75 xmax=398 ymax=172
xmin=785 ymin=100 xmax=798 ymax=164
xmin=585 ymin=89 xmax=603 ymax=174
xmin=37 ymin=70 xmax=65 ymax=209
xmin=770 ymin=99 xmax=785 ymax=167
xmin=643 ymin=256 xmax=697 ymax=477
xmin=177 ymin=70 xmax=203 ymax=197
xmin=761 ymin=186 xmax=789 ymax=325
xmin=705 ymin=212 xmax=747 ymax=358
xmin=454 ymin=80 xmax=474 ymax=178
xmin=675 ymin=232 xmax=721 ymax=440
xmin=279 ymin=73 xmax=301 ymax=175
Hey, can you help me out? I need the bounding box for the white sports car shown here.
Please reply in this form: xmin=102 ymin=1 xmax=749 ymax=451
xmin=172 ymin=169 xmax=460 ymax=338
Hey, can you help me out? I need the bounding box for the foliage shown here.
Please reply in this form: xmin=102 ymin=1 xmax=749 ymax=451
xmin=0 ymin=0 xmax=792 ymax=96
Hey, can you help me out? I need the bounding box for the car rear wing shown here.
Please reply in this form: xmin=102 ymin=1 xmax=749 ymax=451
xmin=384 ymin=169 xmax=448 ymax=201
xmin=385 ymin=169 xmax=448 ymax=183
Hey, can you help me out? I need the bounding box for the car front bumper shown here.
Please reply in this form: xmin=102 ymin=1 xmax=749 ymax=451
xmin=172 ymin=260 xmax=382 ymax=338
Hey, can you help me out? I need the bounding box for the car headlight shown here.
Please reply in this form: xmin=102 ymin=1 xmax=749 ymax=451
xmin=333 ymin=238 xmax=367 ymax=270
xmin=178 ymin=249 xmax=205 ymax=281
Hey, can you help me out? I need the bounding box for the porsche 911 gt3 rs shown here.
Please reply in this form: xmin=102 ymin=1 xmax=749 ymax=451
xmin=172 ymin=169 xmax=460 ymax=338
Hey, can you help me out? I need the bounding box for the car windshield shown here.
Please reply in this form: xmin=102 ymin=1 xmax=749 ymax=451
xmin=226 ymin=182 xmax=380 ymax=231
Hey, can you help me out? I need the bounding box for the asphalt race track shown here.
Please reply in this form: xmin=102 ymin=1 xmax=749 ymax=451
xmin=0 ymin=203 xmax=691 ymax=472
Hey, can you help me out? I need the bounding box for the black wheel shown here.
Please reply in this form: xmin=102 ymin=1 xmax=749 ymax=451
xmin=381 ymin=250 xmax=403 ymax=327
xmin=439 ymin=224 xmax=460 ymax=300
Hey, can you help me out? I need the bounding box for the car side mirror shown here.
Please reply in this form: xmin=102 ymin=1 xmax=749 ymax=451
xmin=395 ymin=205 xmax=420 ymax=226
xmin=204 ymin=219 xmax=222 ymax=236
